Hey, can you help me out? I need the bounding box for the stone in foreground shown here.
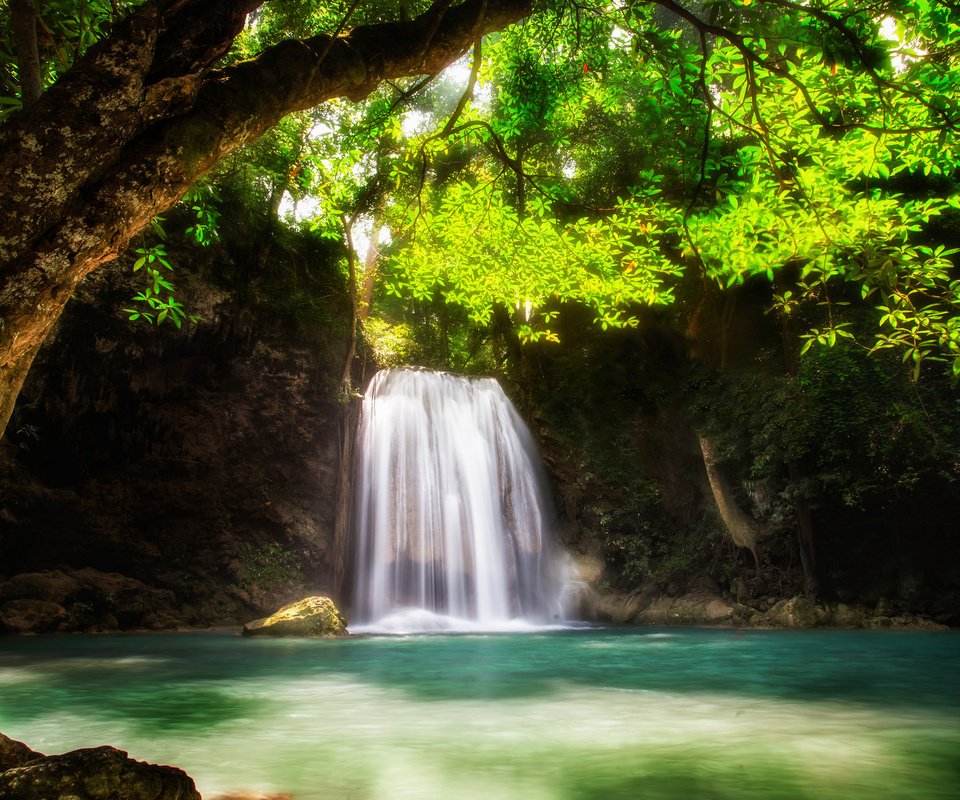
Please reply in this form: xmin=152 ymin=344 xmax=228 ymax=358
xmin=241 ymin=596 xmax=347 ymax=637
xmin=0 ymin=733 xmax=42 ymax=771
xmin=0 ymin=734 xmax=200 ymax=799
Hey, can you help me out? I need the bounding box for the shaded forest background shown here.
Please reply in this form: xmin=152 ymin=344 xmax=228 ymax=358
xmin=1 ymin=0 xmax=960 ymax=631
xmin=1 ymin=188 xmax=958 ymax=630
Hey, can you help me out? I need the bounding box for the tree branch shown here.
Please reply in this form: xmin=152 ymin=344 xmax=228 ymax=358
xmin=0 ymin=0 xmax=535 ymax=388
xmin=758 ymin=0 xmax=957 ymax=128
xmin=440 ymin=32 xmax=484 ymax=137
xmin=0 ymin=0 xmax=262 ymax=269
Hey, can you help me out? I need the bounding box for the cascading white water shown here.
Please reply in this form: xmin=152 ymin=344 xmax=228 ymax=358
xmin=352 ymin=368 xmax=572 ymax=632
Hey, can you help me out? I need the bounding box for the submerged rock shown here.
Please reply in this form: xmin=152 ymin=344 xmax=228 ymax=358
xmin=241 ymin=595 xmax=347 ymax=637
xmin=0 ymin=737 xmax=200 ymax=800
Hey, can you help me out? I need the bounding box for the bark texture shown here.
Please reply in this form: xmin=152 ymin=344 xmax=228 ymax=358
xmin=9 ymin=0 xmax=41 ymax=106
xmin=0 ymin=0 xmax=534 ymax=438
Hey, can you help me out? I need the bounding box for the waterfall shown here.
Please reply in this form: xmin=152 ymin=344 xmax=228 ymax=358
xmin=352 ymin=368 xmax=572 ymax=632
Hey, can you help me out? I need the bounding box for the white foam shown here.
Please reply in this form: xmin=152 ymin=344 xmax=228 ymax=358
xmin=349 ymin=607 xmax=587 ymax=635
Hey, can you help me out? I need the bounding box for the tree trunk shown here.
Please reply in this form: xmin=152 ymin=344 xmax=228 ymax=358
xmin=780 ymin=312 xmax=820 ymax=598
xmin=331 ymin=215 xmax=368 ymax=603
xmin=0 ymin=0 xmax=534 ymax=439
xmin=332 ymin=399 xmax=361 ymax=602
xmin=358 ymin=221 xmax=383 ymax=323
xmin=10 ymin=0 xmax=42 ymax=106
xmin=698 ymin=434 xmax=761 ymax=573
xmin=788 ymin=461 xmax=819 ymax=597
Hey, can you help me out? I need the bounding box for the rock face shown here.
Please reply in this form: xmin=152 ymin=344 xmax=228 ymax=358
xmin=0 ymin=735 xmax=200 ymax=800
xmin=0 ymin=569 xmax=179 ymax=633
xmin=242 ymin=595 xmax=347 ymax=637
xmin=762 ymin=596 xmax=828 ymax=628
xmin=589 ymin=588 xmax=949 ymax=630
xmin=0 ymin=599 xmax=67 ymax=635
xmin=0 ymin=204 xmax=353 ymax=631
xmin=594 ymin=590 xmax=737 ymax=626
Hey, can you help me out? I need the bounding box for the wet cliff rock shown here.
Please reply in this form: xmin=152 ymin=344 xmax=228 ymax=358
xmin=0 ymin=205 xmax=352 ymax=630
xmin=0 ymin=569 xmax=179 ymax=633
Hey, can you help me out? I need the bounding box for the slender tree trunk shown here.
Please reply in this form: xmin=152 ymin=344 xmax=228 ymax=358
xmin=332 ymin=208 xmax=385 ymax=601
xmin=255 ymin=177 xmax=291 ymax=272
xmin=358 ymin=222 xmax=382 ymax=323
xmin=332 ymin=218 xmax=362 ymax=601
xmin=10 ymin=0 xmax=42 ymax=106
xmin=333 ymin=400 xmax=360 ymax=602
xmin=788 ymin=461 xmax=818 ymax=597
xmin=780 ymin=312 xmax=820 ymax=598
xmin=698 ymin=434 xmax=761 ymax=573
xmin=340 ymin=219 xmax=360 ymax=394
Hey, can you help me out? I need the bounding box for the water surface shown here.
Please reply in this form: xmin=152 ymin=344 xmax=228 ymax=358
xmin=1 ymin=628 xmax=958 ymax=799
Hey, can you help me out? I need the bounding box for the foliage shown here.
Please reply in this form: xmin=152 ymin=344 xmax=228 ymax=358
xmin=3 ymin=1 xmax=959 ymax=375
xmin=338 ymin=0 xmax=960 ymax=380
xmin=362 ymin=316 xmax=418 ymax=367
xmin=687 ymin=341 xmax=960 ymax=516
xmin=236 ymin=541 xmax=300 ymax=590
xmin=122 ymin=181 xmax=223 ymax=329
xmin=390 ymin=180 xmax=682 ymax=335
xmin=0 ymin=0 xmax=136 ymax=117
xmin=183 ymin=182 xmax=222 ymax=247
xmin=122 ymin=242 xmax=195 ymax=328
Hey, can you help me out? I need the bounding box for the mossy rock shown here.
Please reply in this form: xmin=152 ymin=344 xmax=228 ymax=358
xmin=241 ymin=596 xmax=347 ymax=637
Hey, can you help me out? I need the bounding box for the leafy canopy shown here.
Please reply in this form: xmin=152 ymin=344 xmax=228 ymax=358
xmin=269 ymin=0 xmax=960 ymax=378
xmin=6 ymin=0 xmax=958 ymax=377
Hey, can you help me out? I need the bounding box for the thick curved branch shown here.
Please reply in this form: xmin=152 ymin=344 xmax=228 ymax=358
xmin=0 ymin=0 xmax=262 ymax=267
xmin=0 ymin=0 xmax=534 ymax=393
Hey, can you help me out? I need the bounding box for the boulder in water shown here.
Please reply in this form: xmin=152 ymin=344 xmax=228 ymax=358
xmin=0 ymin=736 xmax=200 ymax=799
xmin=241 ymin=596 xmax=347 ymax=637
